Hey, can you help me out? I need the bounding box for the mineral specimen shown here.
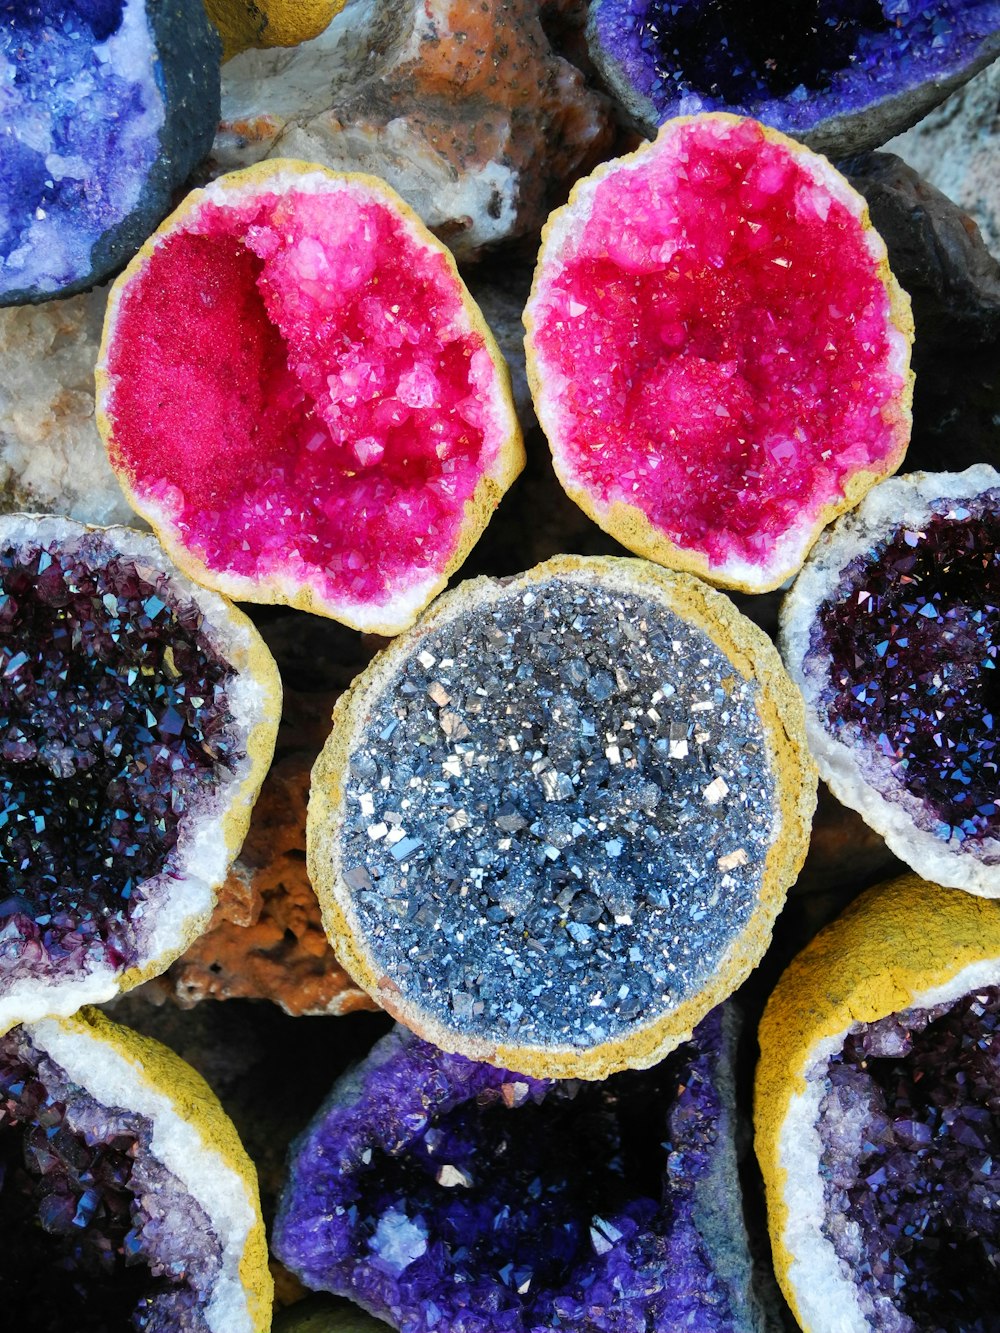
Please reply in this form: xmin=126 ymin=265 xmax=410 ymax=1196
xmin=0 ymin=0 xmax=221 ymax=304
xmin=0 ymin=287 xmax=136 ymax=526
xmin=0 ymin=1007 xmax=270 ymax=1331
xmin=212 ymin=0 xmax=613 ymax=260
xmin=309 ymin=555 xmax=815 ymax=1079
xmin=97 ymin=161 xmax=524 ymax=633
xmin=757 ymin=873 xmax=1000 ymax=1333
xmin=204 ymin=0 xmax=345 ymax=60
xmin=587 ymin=0 xmax=1000 ymax=159
xmin=0 ymin=514 xmax=280 ymax=1031
xmin=525 ymin=114 xmax=913 ymax=593
xmin=782 ymin=465 xmax=1000 ymax=895
xmin=275 ymin=1006 xmax=763 ymax=1332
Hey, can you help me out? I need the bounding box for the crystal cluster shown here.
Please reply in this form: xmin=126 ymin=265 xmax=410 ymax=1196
xmin=102 ymin=174 xmax=519 ymax=625
xmin=526 ymin=116 xmax=909 ymax=588
xmin=0 ymin=529 xmax=241 ymax=981
xmin=810 ymin=492 xmax=1000 ymax=846
xmin=0 ymin=1025 xmax=221 ymax=1331
xmin=275 ymin=1007 xmax=760 ymax=1332
xmin=0 ymin=0 xmax=220 ymax=303
xmin=817 ymin=985 xmax=1000 ymax=1330
xmin=338 ymin=577 xmax=775 ymax=1050
xmin=587 ymin=0 xmax=1000 ymax=155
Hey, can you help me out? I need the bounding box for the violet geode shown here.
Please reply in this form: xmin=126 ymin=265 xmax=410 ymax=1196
xmin=273 ymin=1006 xmax=763 ymax=1333
xmin=0 ymin=0 xmax=221 ymax=304
xmin=586 ymin=1 xmax=1000 ymax=158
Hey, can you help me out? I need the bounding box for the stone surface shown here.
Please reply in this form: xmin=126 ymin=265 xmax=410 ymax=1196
xmin=212 ymin=0 xmax=613 ymax=260
xmin=274 ymin=1007 xmax=763 ymax=1332
xmin=0 ymin=0 xmax=220 ymax=302
xmin=887 ymin=59 xmax=1000 ymax=261
xmin=588 ymin=0 xmax=1000 ymax=159
xmin=0 ymin=286 xmax=136 ymax=527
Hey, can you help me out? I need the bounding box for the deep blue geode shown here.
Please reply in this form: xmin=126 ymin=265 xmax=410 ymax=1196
xmin=0 ymin=0 xmax=220 ymax=304
xmin=274 ymin=1007 xmax=761 ymax=1333
xmin=587 ymin=1 xmax=1000 ymax=157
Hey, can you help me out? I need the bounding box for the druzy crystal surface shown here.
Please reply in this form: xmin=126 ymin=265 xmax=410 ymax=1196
xmin=528 ymin=117 xmax=907 ymax=584
xmin=338 ymin=577 xmax=775 ymax=1049
xmin=276 ymin=1009 xmax=758 ymax=1333
xmin=0 ymin=1026 xmax=220 ymax=1331
xmin=817 ymin=986 xmax=1000 ymax=1330
xmin=0 ymin=0 xmax=220 ymax=303
xmin=105 ymin=181 xmax=510 ymax=618
xmin=0 ymin=528 xmax=241 ymax=980
xmin=588 ymin=0 xmax=1000 ymax=149
xmin=810 ymin=492 xmax=1000 ymax=846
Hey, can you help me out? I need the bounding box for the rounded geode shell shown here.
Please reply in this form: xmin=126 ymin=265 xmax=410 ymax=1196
xmin=0 ymin=513 xmax=280 ymax=1032
xmin=781 ymin=465 xmax=1000 ymax=896
xmin=524 ymin=114 xmax=913 ymax=595
xmin=308 ymin=554 xmax=815 ymax=1080
xmin=587 ymin=0 xmax=1000 ymax=160
xmin=96 ymin=159 xmax=525 ymax=634
xmin=0 ymin=0 xmax=221 ymax=305
xmin=0 ymin=1006 xmax=270 ymax=1331
xmin=756 ymin=874 xmax=1000 ymax=1333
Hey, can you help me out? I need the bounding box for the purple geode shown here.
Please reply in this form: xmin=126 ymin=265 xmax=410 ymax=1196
xmin=0 ymin=1024 xmax=221 ymax=1330
xmin=274 ymin=1006 xmax=761 ymax=1333
xmin=586 ymin=1 xmax=1000 ymax=158
xmin=817 ymin=985 xmax=1000 ymax=1330
xmin=0 ymin=0 xmax=220 ymax=304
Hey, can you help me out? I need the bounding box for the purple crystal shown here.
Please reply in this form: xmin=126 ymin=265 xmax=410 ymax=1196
xmin=0 ymin=530 xmax=242 ymax=980
xmin=809 ymin=492 xmax=1000 ymax=847
xmin=0 ymin=1025 xmax=221 ymax=1330
xmin=274 ymin=1006 xmax=760 ymax=1332
xmin=0 ymin=0 xmax=220 ymax=303
xmin=587 ymin=1 xmax=1000 ymax=157
xmin=817 ymin=985 xmax=1000 ymax=1329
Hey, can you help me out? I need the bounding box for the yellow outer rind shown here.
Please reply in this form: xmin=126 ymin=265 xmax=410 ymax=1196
xmin=755 ymin=874 xmax=1000 ymax=1332
xmin=204 ymin=0 xmax=346 ymax=60
xmin=96 ymin=158 xmax=524 ymax=636
xmin=57 ymin=1006 xmax=272 ymax=1330
xmin=308 ymin=553 xmax=817 ymax=1081
xmin=523 ymin=112 xmax=915 ymax=595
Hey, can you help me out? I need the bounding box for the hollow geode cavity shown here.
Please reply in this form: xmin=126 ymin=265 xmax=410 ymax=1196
xmin=756 ymin=874 xmax=1000 ymax=1333
xmin=781 ymin=465 xmax=1000 ymax=896
xmin=0 ymin=1008 xmax=270 ymax=1331
xmin=97 ymin=160 xmax=525 ymax=633
xmin=275 ymin=1006 xmax=763 ymax=1333
xmin=524 ymin=114 xmax=913 ymax=594
xmin=308 ymin=555 xmax=815 ymax=1080
xmin=0 ymin=0 xmax=221 ymax=304
xmin=587 ymin=1 xmax=1000 ymax=159
xmin=0 ymin=514 xmax=280 ymax=1031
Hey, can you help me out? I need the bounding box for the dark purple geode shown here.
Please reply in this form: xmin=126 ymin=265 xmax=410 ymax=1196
xmin=274 ymin=1006 xmax=762 ymax=1333
xmin=0 ymin=0 xmax=220 ymax=304
xmin=0 ymin=1023 xmax=221 ymax=1330
xmin=0 ymin=521 xmax=242 ymax=995
xmin=817 ymin=985 xmax=1000 ymax=1330
xmin=586 ymin=1 xmax=1000 ymax=158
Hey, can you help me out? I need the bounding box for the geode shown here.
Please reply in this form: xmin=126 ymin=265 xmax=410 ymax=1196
xmin=781 ymin=465 xmax=1000 ymax=895
xmin=275 ymin=1005 xmax=763 ymax=1332
xmin=0 ymin=514 xmax=280 ymax=1031
xmin=308 ymin=555 xmax=815 ymax=1079
xmin=0 ymin=0 xmax=221 ymax=304
xmin=587 ymin=0 xmax=1000 ymax=160
xmin=0 ymin=1007 xmax=270 ymax=1331
xmin=96 ymin=160 xmax=525 ymax=633
xmin=757 ymin=873 xmax=1000 ymax=1333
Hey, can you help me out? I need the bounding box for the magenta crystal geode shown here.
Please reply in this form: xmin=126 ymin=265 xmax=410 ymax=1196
xmin=274 ymin=1006 xmax=762 ymax=1332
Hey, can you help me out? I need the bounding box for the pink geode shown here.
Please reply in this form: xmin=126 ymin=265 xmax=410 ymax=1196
xmin=524 ymin=114 xmax=914 ymax=593
xmin=97 ymin=163 xmax=524 ymax=633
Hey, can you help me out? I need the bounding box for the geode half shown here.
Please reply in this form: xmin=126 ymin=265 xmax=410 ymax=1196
xmin=275 ymin=1005 xmax=763 ymax=1332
